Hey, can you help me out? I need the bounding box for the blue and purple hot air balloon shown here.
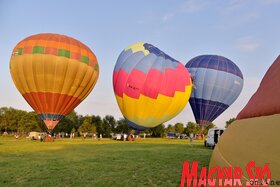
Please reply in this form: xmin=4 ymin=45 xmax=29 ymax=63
xmin=185 ymin=55 xmax=244 ymax=127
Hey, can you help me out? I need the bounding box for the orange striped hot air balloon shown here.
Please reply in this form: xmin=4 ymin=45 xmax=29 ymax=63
xmin=10 ymin=33 xmax=99 ymax=133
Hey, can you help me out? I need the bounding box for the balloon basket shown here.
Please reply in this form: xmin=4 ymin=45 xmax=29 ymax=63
xmin=44 ymin=130 xmax=54 ymax=142
xmin=127 ymin=134 xmax=135 ymax=141
xmin=44 ymin=135 xmax=54 ymax=142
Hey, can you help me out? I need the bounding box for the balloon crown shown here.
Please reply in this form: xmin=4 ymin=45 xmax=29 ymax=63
xmin=143 ymin=43 xmax=178 ymax=63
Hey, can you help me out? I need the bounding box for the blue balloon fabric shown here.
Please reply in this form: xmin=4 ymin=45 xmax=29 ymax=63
xmin=185 ymin=55 xmax=244 ymax=126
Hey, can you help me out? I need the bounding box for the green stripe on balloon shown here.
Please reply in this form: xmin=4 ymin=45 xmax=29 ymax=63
xmin=18 ymin=48 xmax=23 ymax=55
xmin=94 ymin=64 xmax=99 ymax=71
xmin=15 ymin=46 xmax=94 ymax=66
xmin=58 ymin=49 xmax=70 ymax=58
xmin=32 ymin=46 xmax=45 ymax=54
xmin=80 ymin=56 xmax=89 ymax=64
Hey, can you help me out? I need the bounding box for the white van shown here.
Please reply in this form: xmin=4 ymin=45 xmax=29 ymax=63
xmin=28 ymin=131 xmax=46 ymax=140
xmin=112 ymin=134 xmax=122 ymax=140
xmin=204 ymin=128 xmax=225 ymax=149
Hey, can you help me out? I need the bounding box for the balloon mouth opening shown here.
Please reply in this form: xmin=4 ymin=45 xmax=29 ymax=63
xmin=197 ymin=120 xmax=211 ymax=127
xmin=43 ymin=119 xmax=60 ymax=131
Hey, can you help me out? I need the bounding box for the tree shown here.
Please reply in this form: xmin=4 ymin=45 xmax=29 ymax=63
xmin=78 ymin=116 xmax=96 ymax=134
xmin=174 ymin=123 xmax=184 ymax=134
xmin=202 ymin=123 xmax=216 ymax=135
xmin=0 ymin=107 xmax=44 ymax=133
xmin=225 ymin=118 xmax=236 ymax=128
xmin=166 ymin=124 xmax=175 ymax=132
xmin=17 ymin=112 xmax=41 ymax=132
xmin=54 ymin=111 xmax=79 ymax=133
xmin=102 ymin=115 xmax=116 ymax=137
xmin=92 ymin=115 xmax=103 ymax=135
xmin=115 ymin=118 xmax=131 ymax=134
xmin=150 ymin=124 xmax=165 ymax=137
xmin=185 ymin=122 xmax=200 ymax=136
xmin=71 ymin=127 xmax=76 ymax=134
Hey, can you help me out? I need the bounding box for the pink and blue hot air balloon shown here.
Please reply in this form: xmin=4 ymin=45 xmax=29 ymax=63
xmin=185 ymin=55 xmax=244 ymax=127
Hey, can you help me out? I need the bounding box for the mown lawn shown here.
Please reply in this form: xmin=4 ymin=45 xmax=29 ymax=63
xmin=0 ymin=136 xmax=212 ymax=187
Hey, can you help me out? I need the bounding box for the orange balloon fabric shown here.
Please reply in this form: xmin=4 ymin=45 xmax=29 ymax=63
xmin=10 ymin=33 xmax=99 ymax=130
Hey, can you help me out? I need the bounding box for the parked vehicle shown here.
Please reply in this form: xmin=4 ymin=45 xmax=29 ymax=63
xmin=112 ymin=134 xmax=122 ymax=140
xmin=166 ymin=132 xmax=180 ymax=138
xmin=204 ymin=128 xmax=225 ymax=149
xmin=179 ymin=134 xmax=188 ymax=139
xmin=28 ymin=131 xmax=47 ymax=140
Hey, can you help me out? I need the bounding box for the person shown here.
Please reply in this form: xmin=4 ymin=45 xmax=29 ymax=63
xmin=83 ymin=133 xmax=86 ymax=140
xmin=14 ymin=134 xmax=19 ymax=140
xmin=190 ymin=132 xmax=194 ymax=144
xmin=99 ymin=134 xmax=102 ymax=140
xmin=92 ymin=133 xmax=96 ymax=140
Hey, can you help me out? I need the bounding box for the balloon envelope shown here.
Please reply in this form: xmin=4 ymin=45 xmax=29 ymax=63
xmin=113 ymin=42 xmax=192 ymax=130
xmin=10 ymin=33 xmax=99 ymax=131
xmin=185 ymin=55 xmax=243 ymax=126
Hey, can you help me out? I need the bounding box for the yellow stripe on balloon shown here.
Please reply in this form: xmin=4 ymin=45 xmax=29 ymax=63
xmin=10 ymin=54 xmax=98 ymax=99
xmin=125 ymin=42 xmax=149 ymax=56
xmin=115 ymin=83 xmax=192 ymax=127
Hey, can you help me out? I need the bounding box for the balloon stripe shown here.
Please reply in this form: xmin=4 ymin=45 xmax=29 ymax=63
xmin=23 ymin=92 xmax=81 ymax=115
xmin=39 ymin=114 xmax=64 ymax=120
xmin=114 ymin=65 xmax=190 ymax=99
xmin=14 ymin=46 xmax=94 ymax=66
xmin=186 ymin=55 xmax=243 ymax=79
xmin=115 ymin=84 xmax=192 ymax=127
xmin=11 ymin=55 xmax=97 ymax=96
xmin=189 ymin=98 xmax=229 ymax=124
xmin=19 ymin=33 xmax=91 ymax=53
xmin=187 ymin=69 xmax=243 ymax=105
xmin=15 ymin=40 xmax=95 ymax=61
xmin=32 ymin=46 xmax=45 ymax=54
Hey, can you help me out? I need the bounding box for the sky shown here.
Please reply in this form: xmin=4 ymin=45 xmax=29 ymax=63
xmin=0 ymin=0 xmax=279 ymax=128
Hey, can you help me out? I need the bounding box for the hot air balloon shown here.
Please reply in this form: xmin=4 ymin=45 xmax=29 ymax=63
xmin=185 ymin=55 xmax=243 ymax=127
xmin=113 ymin=42 xmax=192 ymax=130
xmin=210 ymin=56 xmax=280 ymax=183
xmin=10 ymin=33 xmax=99 ymax=133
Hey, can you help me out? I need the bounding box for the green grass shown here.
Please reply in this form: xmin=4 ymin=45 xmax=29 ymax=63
xmin=0 ymin=136 xmax=212 ymax=187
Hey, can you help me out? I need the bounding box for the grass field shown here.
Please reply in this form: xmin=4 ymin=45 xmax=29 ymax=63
xmin=0 ymin=136 xmax=212 ymax=187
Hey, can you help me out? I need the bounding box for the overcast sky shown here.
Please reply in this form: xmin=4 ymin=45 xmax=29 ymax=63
xmin=0 ymin=0 xmax=279 ymax=127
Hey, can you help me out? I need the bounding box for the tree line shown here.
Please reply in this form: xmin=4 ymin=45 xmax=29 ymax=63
xmin=0 ymin=107 xmax=221 ymax=137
